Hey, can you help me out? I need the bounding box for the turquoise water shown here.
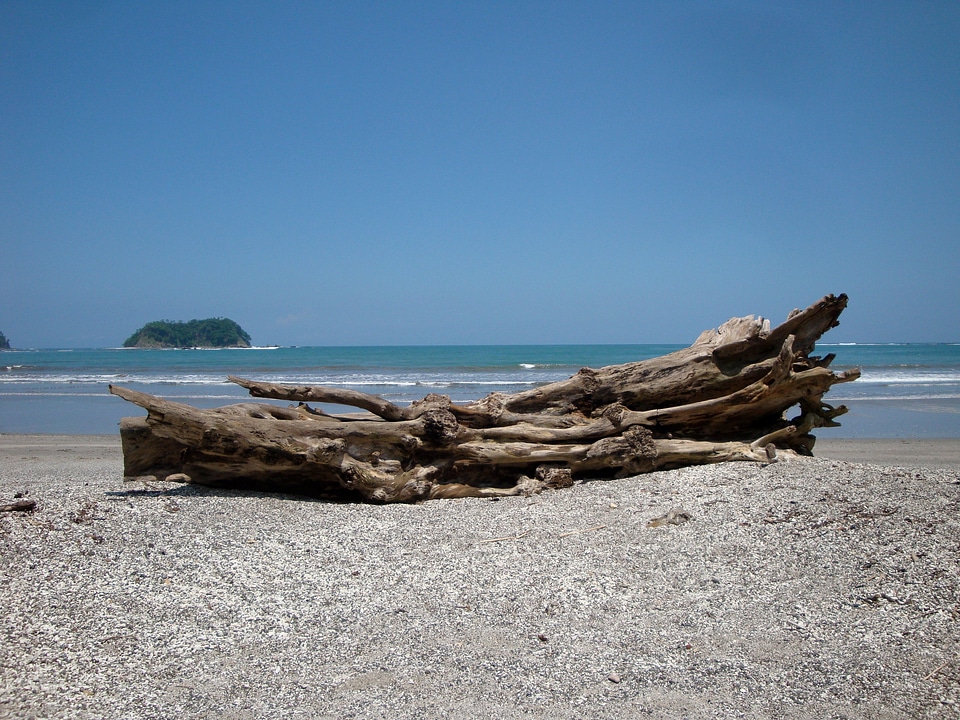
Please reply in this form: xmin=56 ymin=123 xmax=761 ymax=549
xmin=1 ymin=344 xmax=958 ymax=437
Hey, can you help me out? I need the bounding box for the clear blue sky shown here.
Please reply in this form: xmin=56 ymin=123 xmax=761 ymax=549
xmin=2 ymin=1 xmax=957 ymax=348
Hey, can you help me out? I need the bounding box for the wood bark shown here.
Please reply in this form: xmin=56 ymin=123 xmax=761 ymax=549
xmin=110 ymin=293 xmax=859 ymax=502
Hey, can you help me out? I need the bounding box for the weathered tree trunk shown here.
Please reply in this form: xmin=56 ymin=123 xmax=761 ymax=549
xmin=110 ymin=294 xmax=859 ymax=502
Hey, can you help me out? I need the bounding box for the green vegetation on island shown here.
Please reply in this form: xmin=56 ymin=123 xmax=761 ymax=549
xmin=0 ymin=331 xmax=10 ymax=350
xmin=123 ymin=318 xmax=252 ymax=349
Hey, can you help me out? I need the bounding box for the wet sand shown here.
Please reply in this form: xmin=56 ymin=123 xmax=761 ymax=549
xmin=816 ymin=437 xmax=960 ymax=470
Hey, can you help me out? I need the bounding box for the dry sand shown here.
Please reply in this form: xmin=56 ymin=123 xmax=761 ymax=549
xmin=1 ymin=434 xmax=958 ymax=719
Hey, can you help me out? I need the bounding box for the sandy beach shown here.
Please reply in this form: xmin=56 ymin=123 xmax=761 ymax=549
xmin=1 ymin=434 xmax=958 ymax=719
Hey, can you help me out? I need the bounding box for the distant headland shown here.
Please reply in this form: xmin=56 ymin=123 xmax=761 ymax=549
xmin=123 ymin=318 xmax=252 ymax=349
xmin=0 ymin=331 xmax=10 ymax=350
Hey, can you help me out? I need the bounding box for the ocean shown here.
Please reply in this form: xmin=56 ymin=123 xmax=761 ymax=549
xmin=1 ymin=344 xmax=958 ymax=438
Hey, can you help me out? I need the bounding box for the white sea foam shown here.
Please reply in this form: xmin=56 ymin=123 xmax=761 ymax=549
xmin=0 ymin=373 xmax=235 ymax=385
xmin=0 ymin=371 xmax=553 ymax=388
xmin=823 ymin=342 xmax=914 ymax=347
xmin=5 ymin=368 xmax=958 ymax=387
xmin=856 ymin=370 xmax=960 ymax=384
xmin=828 ymin=392 xmax=960 ymax=402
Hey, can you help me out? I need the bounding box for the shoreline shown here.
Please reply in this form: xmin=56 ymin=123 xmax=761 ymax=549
xmin=3 ymin=435 xmax=958 ymax=718
xmin=5 ymin=394 xmax=960 ymax=439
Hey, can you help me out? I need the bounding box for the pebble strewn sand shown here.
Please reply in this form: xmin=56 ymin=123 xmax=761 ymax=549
xmin=2 ymin=436 xmax=959 ymax=719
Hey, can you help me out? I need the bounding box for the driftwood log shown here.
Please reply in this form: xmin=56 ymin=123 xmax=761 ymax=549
xmin=110 ymin=294 xmax=859 ymax=502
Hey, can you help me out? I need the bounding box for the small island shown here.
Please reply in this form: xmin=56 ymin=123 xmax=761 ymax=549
xmin=123 ymin=318 xmax=252 ymax=349
xmin=0 ymin=331 xmax=10 ymax=350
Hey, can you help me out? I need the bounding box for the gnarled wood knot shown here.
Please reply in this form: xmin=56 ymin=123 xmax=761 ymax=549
xmin=422 ymin=409 xmax=459 ymax=445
